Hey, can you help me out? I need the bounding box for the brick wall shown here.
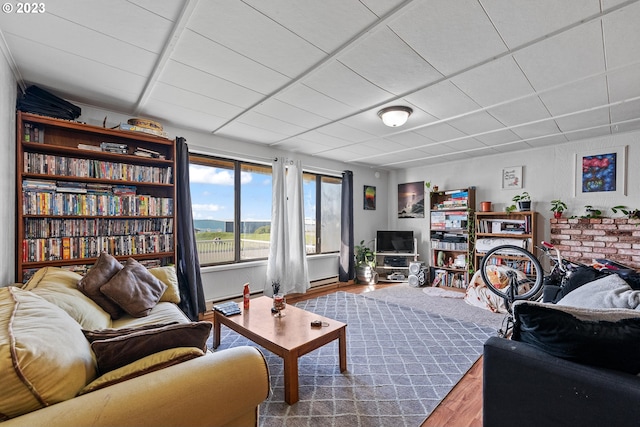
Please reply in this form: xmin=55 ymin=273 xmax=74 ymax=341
xmin=549 ymin=218 xmax=640 ymax=269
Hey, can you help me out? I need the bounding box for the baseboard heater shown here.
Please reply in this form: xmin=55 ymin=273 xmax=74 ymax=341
xmin=310 ymin=276 xmax=339 ymax=287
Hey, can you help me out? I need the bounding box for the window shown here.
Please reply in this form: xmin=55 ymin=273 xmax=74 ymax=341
xmin=189 ymin=154 xmax=341 ymax=266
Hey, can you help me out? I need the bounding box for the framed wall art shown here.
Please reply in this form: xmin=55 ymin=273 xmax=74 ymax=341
xmin=398 ymin=181 xmax=424 ymax=218
xmin=364 ymin=185 xmax=376 ymax=210
xmin=502 ymin=166 xmax=523 ymax=189
xmin=574 ymin=146 xmax=627 ymax=196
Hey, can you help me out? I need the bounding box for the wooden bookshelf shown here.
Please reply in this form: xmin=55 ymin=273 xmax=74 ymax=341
xmin=429 ymin=187 xmax=475 ymax=290
xmin=16 ymin=111 xmax=176 ymax=282
xmin=474 ymin=211 xmax=538 ymax=272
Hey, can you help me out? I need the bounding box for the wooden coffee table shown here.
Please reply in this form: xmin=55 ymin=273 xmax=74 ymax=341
xmin=212 ymin=296 xmax=347 ymax=404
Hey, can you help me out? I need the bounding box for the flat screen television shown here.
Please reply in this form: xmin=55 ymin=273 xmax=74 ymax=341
xmin=376 ymin=230 xmax=414 ymax=253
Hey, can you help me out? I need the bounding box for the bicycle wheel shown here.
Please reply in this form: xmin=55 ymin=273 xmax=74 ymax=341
xmin=479 ymin=245 xmax=544 ymax=308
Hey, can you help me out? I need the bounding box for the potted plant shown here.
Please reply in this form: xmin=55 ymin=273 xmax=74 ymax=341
xmin=611 ymin=205 xmax=640 ymax=219
xmin=583 ymin=205 xmax=602 ymax=218
xmin=355 ymin=240 xmax=376 ymax=284
xmin=512 ymin=192 xmax=531 ymax=211
xmin=550 ymin=199 xmax=567 ymax=219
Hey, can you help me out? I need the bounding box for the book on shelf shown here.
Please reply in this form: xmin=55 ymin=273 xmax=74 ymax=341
xmin=133 ymin=147 xmax=166 ymax=159
xmin=78 ymin=144 xmax=101 ymax=152
xmin=23 ymin=123 xmax=45 ymax=143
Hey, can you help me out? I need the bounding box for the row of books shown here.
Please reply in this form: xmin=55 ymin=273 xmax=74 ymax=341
xmin=430 ymin=211 xmax=469 ymax=230
xmin=431 ymin=240 xmax=468 ymax=251
xmin=482 ymin=254 xmax=537 ymax=274
xmin=24 ymin=217 xmax=174 ymax=239
xmin=477 ymin=218 xmax=530 ymax=234
xmin=23 ymin=123 xmax=45 ymax=143
xmin=22 ymin=234 xmax=174 ymax=263
xmin=76 ymin=143 xmax=167 ymax=160
xmin=21 ymin=258 xmax=165 ymax=283
xmin=23 ymin=191 xmax=174 ymax=216
xmin=431 ymin=269 xmax=467 ymax=289
xmin=24 ymin=152 xmax=172 ymax=184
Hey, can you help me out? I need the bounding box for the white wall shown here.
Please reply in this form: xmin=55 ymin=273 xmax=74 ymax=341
xmin=391 ymin=134 xmax=640 ymax=265
xmin=0 ymin=49 xmax=16 ymax=285
xmin=74 ymin=104 xmax=389 ymax=301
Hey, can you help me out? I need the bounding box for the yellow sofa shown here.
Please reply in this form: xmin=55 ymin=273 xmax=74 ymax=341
xmin=0 ymin=267 xmax=270 ymax=426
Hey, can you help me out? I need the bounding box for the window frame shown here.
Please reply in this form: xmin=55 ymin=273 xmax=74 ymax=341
xmin=189 ymin=153 xmax=341 ymax=266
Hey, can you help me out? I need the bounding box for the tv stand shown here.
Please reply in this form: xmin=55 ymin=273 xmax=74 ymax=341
xmin=374 ymin=238 xmax=418 ymax=283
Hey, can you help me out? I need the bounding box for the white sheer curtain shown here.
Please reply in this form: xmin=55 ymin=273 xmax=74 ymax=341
xmin=265 ymin=158 xmax=310 ymax=296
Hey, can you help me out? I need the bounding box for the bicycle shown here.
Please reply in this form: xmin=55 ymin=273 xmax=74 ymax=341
xmin=478 ymin=241 xmax=576 ymax=337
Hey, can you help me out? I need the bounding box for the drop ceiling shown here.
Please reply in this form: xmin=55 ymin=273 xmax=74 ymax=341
xmin=1 ymin=0 xmax=639 ymax=169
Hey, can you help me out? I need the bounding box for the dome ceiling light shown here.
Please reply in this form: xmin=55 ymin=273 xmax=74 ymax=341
xmin=377 ymin=106 xmax=413 ymax=127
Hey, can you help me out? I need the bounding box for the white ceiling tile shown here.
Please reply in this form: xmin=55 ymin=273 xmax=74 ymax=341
xmin=514 ymin=20 xmax=605 ymax=91
xmin=481 ymin=0 xmax=600 ymax=48
xmin=160 ymin=61 xmax=264 ymax=108
xmin=602 ymin=2 xmax=640 ymax=69
xmin=608 ymin=63 xmax=640 ymax=102
xmin=612 ymin=121 xmax=640 ymax=134
xmin=415 ymin=122 xmax=467 ymax=143
xmin=384 ymin=132 xmax=436 ymax=148
xmin=218 ymin=121 xmax=290 ymax=144
xmin=525 ymin=134 xmax=569 ymax=148
xmin=316 ymin=123 xmax=375 ymax=143
xmin=0 ymin=11 xmax=157 ymax=76
xmin=610 ymin=98 xmax=640 ymax=125
xmin=564 ymin=127 xmax=612 ymax=141
xmin=488 ymin=97 xmax=553 ymax=127
xmin=340 ymin=27 xmax=442 ymax=95
xmin=6 ymin=35 xmax=144 ymax=107
xmin=406 ymin=82 xmax=481 ymax=120
xmin=47 ymin=0 xmax=176 ymax=53
xmin=142 ymin=100 xmax=229 ymax=135
xmin=451 ymin=56 xmax=535 ymax=107
xmin=302 ymin=60 xmax=393 ymax=108
xmin=188 ymin=0 xmax=325 ymax=77
xmin=149 ymin=82 xmax=243 ymax=122
xmin=443 ymin=139 xmax=490 ymax=152
xmin=556 ymin=110 xmax=610 ymax=133
xmin=253 ymin=99 xmax=330 ymax=129
xmin=243 ymin=0 xmax=378 ymax=53
xmin=275 ymin=84 xmax=353 ymax=120
xmin=448 ymin=112 xmax=507 ymax=136
xmin=475 ymin=129 xmax=522 ymax=146
xmin=171 ymin=30 xmax=289 ymax=95
xmin=539 ymin=76 xmax=609 ymax=117
xmin=510 ymin=121 xmax=563 ymax=140
xmin=238 ymin=111 xmax=310 ymax=138
xmin=390 ymin=0 xmax=507 ymax=75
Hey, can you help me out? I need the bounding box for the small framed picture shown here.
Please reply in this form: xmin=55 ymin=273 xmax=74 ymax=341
xmin=502 ymin=166 xmax=523 ymax=189
xmin=574 ymin=146 xmax=627 ymax=196
xmin=364 ymin=185 xmax=376 ymax=210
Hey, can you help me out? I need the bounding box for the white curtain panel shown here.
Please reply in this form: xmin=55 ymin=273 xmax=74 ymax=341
xmin=265 ymin=158 xmax=310 ymax=296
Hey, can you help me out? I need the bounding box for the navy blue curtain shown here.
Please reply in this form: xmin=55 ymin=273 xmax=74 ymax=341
xmin=339 ymin=170 xmax=354 ymax=282
xmin=175 ymin=137 xmax=205 ymax=320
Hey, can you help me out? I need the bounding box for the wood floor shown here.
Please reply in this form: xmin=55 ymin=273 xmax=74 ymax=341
xmin=286 ymin=282 xmax=483 ymax=427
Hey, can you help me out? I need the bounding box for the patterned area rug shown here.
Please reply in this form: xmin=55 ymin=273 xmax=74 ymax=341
xmin=210 ymin=291 xmax=495 ymax=427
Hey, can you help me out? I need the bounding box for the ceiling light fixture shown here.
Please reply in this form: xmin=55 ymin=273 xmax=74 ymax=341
xmin=377 ymin=106 xmax=413 ymax=127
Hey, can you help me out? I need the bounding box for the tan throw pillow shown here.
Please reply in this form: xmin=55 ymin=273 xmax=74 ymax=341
xmin=77 ymin=252 xmax=124 ymax=319
xmin=149 ymin=265 xmax=181 ymax=304
xmin=0 ymin=287 xmax=96 ymax=420
xmin=100 ymin=258 xmax=168 ymax=318
xmin=22 ymin=267 xmax=111 ymax=330
xmin=90 ymin=321 xmax=212 ymax=374
xmin=79 ymin=347 xmax=204 ymax=395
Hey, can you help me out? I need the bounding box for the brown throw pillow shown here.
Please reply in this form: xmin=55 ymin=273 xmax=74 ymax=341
xmin=90 ymin=321 xmax=212 ymax=374
xmin=100 ymin=258 xmax=168 ymax=318
xmin=82 ymin=322 xmax=179 ymax=343
xmin=77 ymin=252 xmax=124 ymax=319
